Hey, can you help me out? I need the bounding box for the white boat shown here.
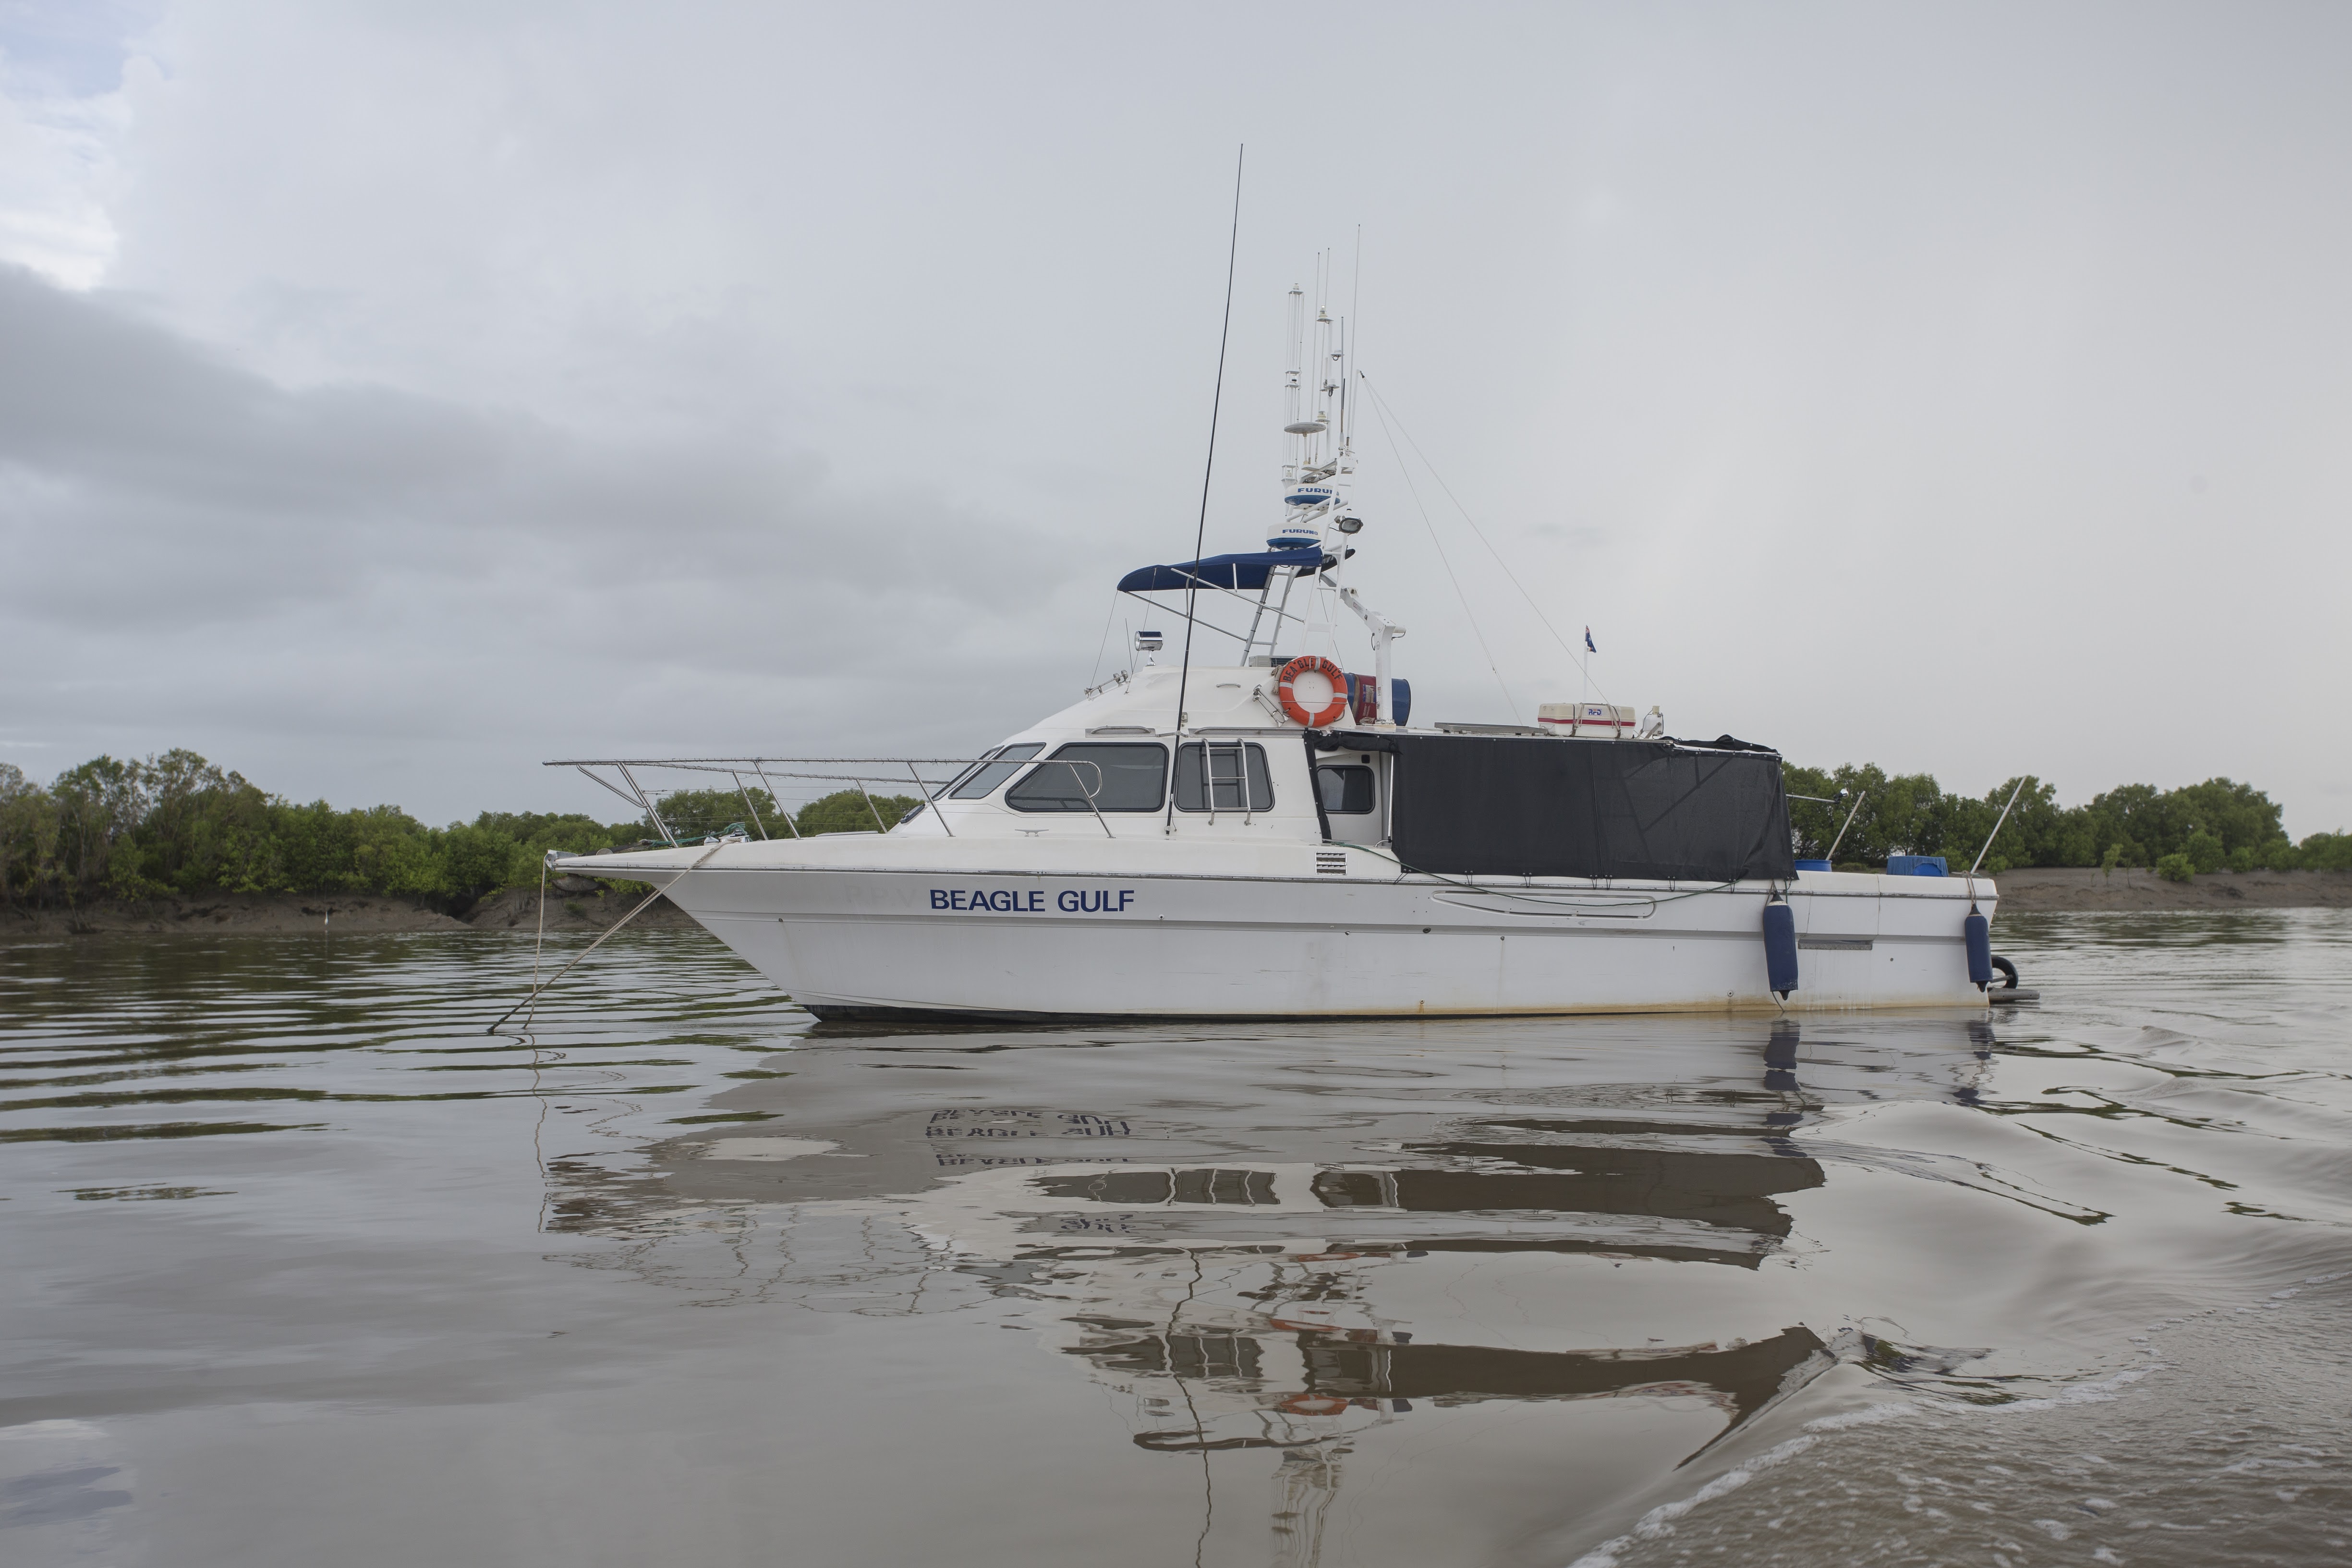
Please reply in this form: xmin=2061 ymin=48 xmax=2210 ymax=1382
xmin=550 ymin=281 xmax=2001 ymax=1021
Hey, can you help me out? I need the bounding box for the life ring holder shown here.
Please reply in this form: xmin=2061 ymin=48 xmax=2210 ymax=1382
xmin=1275 ymin=655 xmax=1350 ymax=728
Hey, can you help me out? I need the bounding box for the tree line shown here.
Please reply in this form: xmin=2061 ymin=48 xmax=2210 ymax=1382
xmin=1782 ymin=765 xmax=2350 ymax=880
xmin=2 ymin=748 xmax=2343 ymax=910
xmin=0 ymin=751 xmax=917 ymax=910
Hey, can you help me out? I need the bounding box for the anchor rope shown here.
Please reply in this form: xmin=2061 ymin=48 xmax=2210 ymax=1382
xmin=487 ymin=842 xmax=726 ymax=1034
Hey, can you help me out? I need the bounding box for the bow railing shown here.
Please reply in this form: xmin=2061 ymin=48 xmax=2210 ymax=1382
xmin=545 ymin=754 xmax=1118 ymax=842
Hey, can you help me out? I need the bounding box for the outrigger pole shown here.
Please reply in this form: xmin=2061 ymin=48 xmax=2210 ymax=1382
xmin=1969 ymin=778 xmax=2029 ymax=878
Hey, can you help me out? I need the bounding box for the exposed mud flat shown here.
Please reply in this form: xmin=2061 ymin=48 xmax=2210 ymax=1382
xmin=1989 ymin=865 xmax=2352 ymax=912
xmin=0 ymin=893 xmax=472 ymax=938
xmin=0 ymin=884 xmax=696 ymax=939
xmin=461 ymin=881 xmax=699 ymax=933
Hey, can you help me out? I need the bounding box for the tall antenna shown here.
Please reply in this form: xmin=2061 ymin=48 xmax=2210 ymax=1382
xmin=1345 ymin=225 xmax=1361 ymax=451
xmin=1168 ymin=144 xmax=1245 ymax=832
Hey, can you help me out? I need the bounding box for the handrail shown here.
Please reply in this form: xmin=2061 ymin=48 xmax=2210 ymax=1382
xmin=615 ymin=762 xmax=676 ymax=846
xmin=551 ymin=753 xmax=1126 ymax=839
xmin=729 ymin=770 xmax=770 ymax=840
xmin=546 ymin=755 xmax=1073 ymax=768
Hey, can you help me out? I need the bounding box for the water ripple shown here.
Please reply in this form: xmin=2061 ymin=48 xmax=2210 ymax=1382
xmin=2 ymin=914 xmax=2347 ymax=1567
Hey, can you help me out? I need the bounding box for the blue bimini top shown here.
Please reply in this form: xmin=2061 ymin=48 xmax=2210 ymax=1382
xmin=1116 ymin=547 xmax=1325 ymax=594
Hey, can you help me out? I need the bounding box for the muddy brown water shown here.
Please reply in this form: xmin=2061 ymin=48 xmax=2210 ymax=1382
xmin=2 ymin=914 xmax=2347 ymax=1565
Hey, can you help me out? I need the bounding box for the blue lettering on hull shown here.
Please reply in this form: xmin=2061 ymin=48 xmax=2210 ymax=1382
xmin=928 ymin=887 xmax=1137 ymax=914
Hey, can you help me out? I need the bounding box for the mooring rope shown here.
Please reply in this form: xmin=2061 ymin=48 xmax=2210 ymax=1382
xmin=487 ymin=842 xmax=726 ymax=1034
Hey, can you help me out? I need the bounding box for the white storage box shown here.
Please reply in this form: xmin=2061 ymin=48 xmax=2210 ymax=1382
xmin=1537 ymin=702 xmax=1637 ymax=738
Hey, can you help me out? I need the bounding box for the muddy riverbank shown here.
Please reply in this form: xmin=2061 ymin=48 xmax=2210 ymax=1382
xmin=0 ymin=884 xmax=698 ymax=939
xmin=1986 ymin=865 xmax=2352 ymax=911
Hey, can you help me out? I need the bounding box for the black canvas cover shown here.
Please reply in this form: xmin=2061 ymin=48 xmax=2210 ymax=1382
xmin=1316 ymin=730 xmax=1794 ymax=883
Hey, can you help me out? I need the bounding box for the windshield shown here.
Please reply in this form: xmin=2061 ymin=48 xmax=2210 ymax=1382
xmin=948 ymin=743 xmax=1045 ymax=800
xmin=1006 ymin=744 xmax=1169 ymax=813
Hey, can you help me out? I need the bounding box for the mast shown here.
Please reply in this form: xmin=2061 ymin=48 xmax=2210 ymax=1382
xmin=1274 ymin=283 xmax=1324 ymax=554
xmin=1266 ymin=255 xmax=1398 ymax=720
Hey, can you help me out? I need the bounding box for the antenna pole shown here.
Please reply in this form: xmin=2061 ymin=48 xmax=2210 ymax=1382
xmin=1347 ymin=225 xmax=1360 ymax=453
xmin=1168 ymin=145 xmax=1244 ymax=832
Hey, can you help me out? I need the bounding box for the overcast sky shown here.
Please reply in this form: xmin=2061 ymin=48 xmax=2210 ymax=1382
xmin=3 ymin=1 xmax=2348 ymax=833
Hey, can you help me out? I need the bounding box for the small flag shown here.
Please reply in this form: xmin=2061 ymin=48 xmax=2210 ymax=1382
xmin=1584 ymin=627 xmax=1597 ymax=653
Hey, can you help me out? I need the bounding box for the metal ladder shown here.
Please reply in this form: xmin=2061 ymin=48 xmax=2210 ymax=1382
xmin=1203 ymin=742 xmax=1253 ymax=825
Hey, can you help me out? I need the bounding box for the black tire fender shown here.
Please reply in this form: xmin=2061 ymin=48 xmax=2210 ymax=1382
xmin=1989 ymin=955 xmax=2020 ymax=990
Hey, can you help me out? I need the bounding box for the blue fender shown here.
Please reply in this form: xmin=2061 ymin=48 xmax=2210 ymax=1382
xmin=1964 ymin=910 xmax=1992 ymax=989
xmin=1762 ymin=900 xmax=1798 ymax=998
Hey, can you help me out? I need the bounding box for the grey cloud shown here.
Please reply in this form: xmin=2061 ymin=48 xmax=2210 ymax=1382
xmin=0 ymin=265 xmax=1106 ymax=816
xmin=0 ymin=267 xmax=505 ymax=507
xmin=0 ymin=266 xmax=1077 ymax=618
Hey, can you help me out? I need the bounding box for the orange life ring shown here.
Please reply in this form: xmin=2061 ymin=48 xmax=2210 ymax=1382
xmin=1276 ymin=655 xmax=1349 ymax=727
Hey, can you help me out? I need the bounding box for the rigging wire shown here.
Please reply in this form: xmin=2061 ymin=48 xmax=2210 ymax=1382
xmin=1358 ymin=373 xmax=1611 ymax=705
xmin=1168 ymin=144 xmax=1245 ymax=830
xmin=1363 ymin=392 xmax=1519 ymax=718
xmin=1088 ymin=593 xmax=1118 ymax=686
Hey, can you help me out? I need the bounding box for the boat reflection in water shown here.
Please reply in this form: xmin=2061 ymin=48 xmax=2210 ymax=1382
xmin=1012 ymin=1046 xmax=1840 ymax=1559
xmin=570 ymin=1013 xmax=2007 ymax=1565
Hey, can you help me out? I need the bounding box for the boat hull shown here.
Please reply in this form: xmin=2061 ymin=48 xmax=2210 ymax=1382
xmin=636 ymin=863 xmax=1991 ymax=1021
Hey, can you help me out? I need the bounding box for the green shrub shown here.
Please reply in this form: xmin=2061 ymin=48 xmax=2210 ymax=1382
xmin=2155 ymin=853 xmax=2195 ymax=883
xmin=439 ymin=824 xmax=520 ymax=901
xmin=2300 ymin=832 xmax=2352 ymax=872
xmin=0 ymin=749 xmax=652 ymax=909
xmin=795 ymin=790 xmax=921 ymax=836
xmin=647 ymin=787 xmax=781 ymax=842
xmin=2184 ymin=829 xmax=2226 ymax=875
xmin=2099 ymin=844 xmax=2123 ymax=875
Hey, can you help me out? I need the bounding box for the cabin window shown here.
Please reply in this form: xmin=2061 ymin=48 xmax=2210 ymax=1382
xmin=1006 ymin=743 xmax=1169 ymax=812
xmin=948 ymin=742 xmax=1044 ymax=800
xmin=1315 ymin=764 xmax=1377 ymax=815
xmin=1173 ymin=742 xmax=1274 ymax=813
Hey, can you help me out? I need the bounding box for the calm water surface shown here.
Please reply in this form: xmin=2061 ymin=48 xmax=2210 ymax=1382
xmin=3 ymin=913 xmax=2348 ymax=1566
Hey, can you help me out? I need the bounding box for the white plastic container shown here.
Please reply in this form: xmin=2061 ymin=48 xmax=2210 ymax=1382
xmin=1537 ymin=702 xmax=1637 ymax=738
